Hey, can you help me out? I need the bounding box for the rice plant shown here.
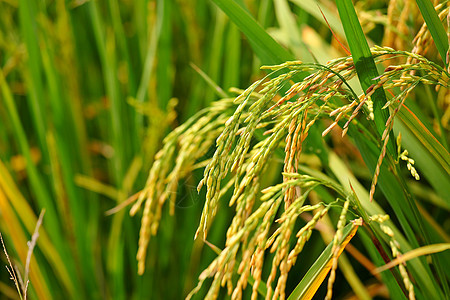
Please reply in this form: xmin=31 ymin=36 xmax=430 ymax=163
xmin=0 ymin=0 xmax=449 ymax=299
xmin=131 ymin=1 xmax=450 ymax=299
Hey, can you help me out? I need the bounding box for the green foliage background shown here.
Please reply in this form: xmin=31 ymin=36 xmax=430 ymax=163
xmin=0 ymin=0 xmax=449 ymax=299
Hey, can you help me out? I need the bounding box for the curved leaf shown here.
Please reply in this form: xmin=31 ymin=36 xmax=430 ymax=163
xmin=288 ymin=223 xmax=359 ymax=300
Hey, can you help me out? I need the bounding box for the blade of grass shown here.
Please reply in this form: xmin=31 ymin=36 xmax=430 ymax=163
xmin=287 ymin=223 xmax=358 ymax=300
xmin=422 ymin=83 xmax=449 ymax=150
xmin=189 ymin=63 xmax=229 ymax=99
xmin=133 ymin=0 xmax=148 ymax=61
xmin=415 ymin=0 xmax=449 ymax=68
xmin=53 ymin=0 xmax=94 ymax=175
xmin=89 ymin=1 xmax=127 ymax=182
xmin=222 ymin=22 xmax=241 ymax=89
xmin=410 ymin=183 xmax=450 ymax=211
xmin=254 ymin=0 xmax=273 ymax=73
xmin=400 ymin=103 xmax=450 ymax=171
xmin=202 ymin=7 xmax=227 ymax=107
xmin=335 ymin=0 xmax=392 ymax=152
xmin=75 ymin=174 xmax=124 ymax=200
xmin=135 ymin=4 xmax=159 ymax=127
xmin=274 ymin=0 xmax=313 ymax=61
xmin=326 ymin=152 xmax=444 ymax=298
xmin=156 ymin=0 xmax=173 ymax=110
xmin=290 ymin=0 xmax=346 ymax=38
xmin=108 ymin=0 xmax=138 ymax=95
xmin=17 ymin=0 xmax=48 ymax=155
xmin=311 ymin=199 xmax=371 ymax=300
xmin=375 ymin=243 xmax=450 ymax=273
xmin=211 ymin=0 xmax=294 ymax=65
xmin=357 ymin=229 xmax=408 ymax=300
xmin=395 ymin=105 xmax=450 ymax=204
xmin=335 ymin=1 xmax=448 ymax=296
xmin=352 ymin=131 xmax=445 ymax=299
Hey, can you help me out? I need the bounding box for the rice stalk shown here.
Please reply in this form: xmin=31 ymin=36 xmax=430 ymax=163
xmin=132 ymin=46 xmax=450 ymax=298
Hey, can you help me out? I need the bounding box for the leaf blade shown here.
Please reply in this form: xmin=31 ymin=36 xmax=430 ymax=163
xmin=211 ymin=0 xmax=294 ymax=65
xmin=288 ymin=223 xmax=359 ymax=300
xmin=415 ymin=0 xmax=449 ymax=67
xmin=335 ymin=0 xmax=393 ymax=152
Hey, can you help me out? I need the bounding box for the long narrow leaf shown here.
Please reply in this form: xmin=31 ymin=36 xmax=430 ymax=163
xmin=353 ymin=131 xmax=444 ymax=299
xmin=288 ymin=223 xmax=359 ymax=300
xmin=415 ymin=0 xmax=449 ymax=67
xmin=211 ymin=0 xmax=294 ymax=65
xmin=395 ymin=106 xmax=450 ymax=204
xmin=375 ymin=243 xmax=450 ymax=273
xmin=335 ymin=0 xmax=393 ymax=154
xmin=290 ymin=0 xmax=345 ymax=37
xmin=335 ymin=3 xmax=447 ymax=296
xmin=327 ymin=152 xmax=445 ymax=298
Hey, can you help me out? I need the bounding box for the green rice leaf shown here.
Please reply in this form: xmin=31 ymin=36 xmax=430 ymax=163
xmin=290 ymin=0 xmax=345 ymax=37
xmin=287 ymin=223 xmax=358 ymax=300
xmin=335 ymin=0 xmax=393 ymax=153
xmin=211 ymin=0 xmax=294 ymax=65
xmin=415 ymin=0 xmax=449 ymax=67
xmin=395 ymin=106 xmax=450 ymax=204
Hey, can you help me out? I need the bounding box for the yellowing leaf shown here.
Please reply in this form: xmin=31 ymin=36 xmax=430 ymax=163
xmin=288 ymin=223 xmax=359 ymax=300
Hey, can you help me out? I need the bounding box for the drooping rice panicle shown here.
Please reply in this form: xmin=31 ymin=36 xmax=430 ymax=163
xmin=131 ymin=45 xmax=450 ymax=297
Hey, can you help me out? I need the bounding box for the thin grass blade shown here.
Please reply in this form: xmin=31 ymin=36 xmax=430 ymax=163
xmin=395 ymin=106 xmax=450 ymax=204
xmin=335 ymin=0 xmax=392 ymax=151
xmin=287 ymin=223 xmax=358 ymax=300
xmin=375 ymin=243 xmax=450 ymax=273
xmin=415 ymin=0 xmax=449 ymax=67
xmin=211 ymin=0 xmax=294 ymax=65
